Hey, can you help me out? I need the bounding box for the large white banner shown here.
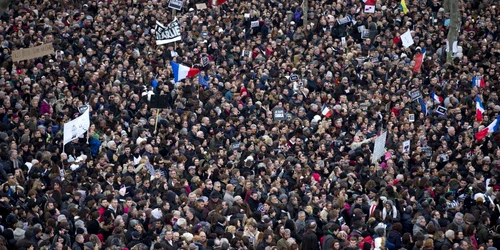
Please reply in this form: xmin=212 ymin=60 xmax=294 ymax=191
xmin=372 ymin=131 xmax=387 ymax=163
xmin=63 ymin=106 xmax=90 ymax=145
xmin=155 ymin=19 xmax=181 ymax=45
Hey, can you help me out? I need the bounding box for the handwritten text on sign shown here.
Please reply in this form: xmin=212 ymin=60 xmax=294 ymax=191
xmin=12 ymin=43 xmax=54 ymax=62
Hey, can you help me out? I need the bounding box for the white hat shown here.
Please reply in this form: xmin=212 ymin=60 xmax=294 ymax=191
xmin=290 ymin=21 xmax=295 ymax=25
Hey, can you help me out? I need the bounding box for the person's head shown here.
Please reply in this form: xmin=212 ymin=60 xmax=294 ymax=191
xmin=349 ymin=235 xmax=358 ymax=247
xmin=165 ymin=230 xmax=173 ymax=240
xmin=459 ymin=240 xmax=468 ymax=249
xmin=445 ymin=230 xmax=455 ymax=240
xmin=355 ymin=196 xmax=363 ymax=204
xmin=416 ymin=216 xmax=426 ymax=227
xmin=454 ymin=212 xmax=464 ymax=225
xmin=432 ymin=211 xmax=440 ymax=219
xmin=264 ymin=233 xmax=273 ymax=243
xmin=76 ymin=234 xmax=84 ymax=244
xmin=486 ymin=237 xmax=494 ymax=246
xmin=298 ymin=211 xmax=306 ymax=221
xmin=307 ymin=221 xmax=317 ymax=232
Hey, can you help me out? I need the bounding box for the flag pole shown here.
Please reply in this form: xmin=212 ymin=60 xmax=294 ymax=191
xmin=154 ymin=109 xmax=160 ymax=134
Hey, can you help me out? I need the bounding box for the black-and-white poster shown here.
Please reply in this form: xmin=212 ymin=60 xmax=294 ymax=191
xmin=168 ymin=0 xmax=183 ymax=10
xmin=409 ymin=89 xmax=421 ymax=101
xmin=361 ymin=30 xmax=370 ymax=39
xmin=402 ymin=140 xmax=410 ymax=153
xmin=273 ymin=107 xmax=286 ymax=121
xmin=337 ymin=15 xmax=352 ymax=25
xmin=422 ymin=146 xmax=432 ymax=158
xmin=436 ymin=106 xmax=447 ymax=115
xmin=201 ymin=55 xmax=210 ymax=67
xmin=155 ymin=19 xmax=181 ymax=45
xmin=409 ymin=114 xmax=415 ymax=122
xmin=78 ymin=105 xmax=89 ymax=114
xmin=290 ymin=74 xmax=299 ymax=82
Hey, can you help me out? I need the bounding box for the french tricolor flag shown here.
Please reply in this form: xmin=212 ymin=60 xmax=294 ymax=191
xmin=364 ymin=0 xmax=376 ymax=13
xmin=170 ymin=61 xmax=200 ymax=83
xmin=472 ymin=75 xmax=486 ymax=88
xmin=476 ymin=95 xmax=484 ymax=122
xmin=475 ymin=116 xmax=500 ymax=141
xmin=413 ymin=48 xmax=426 ymax=73
xmin=322 ymin=104 xmax=332 ymax=118
xmin=211 ymin=0 xmax=227 ymax=6
xmin=431 ymin=91 xmax=442 ymax=104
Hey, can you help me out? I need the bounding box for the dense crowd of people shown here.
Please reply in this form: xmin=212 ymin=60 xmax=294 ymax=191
xmin=0 ymin=0 xmax=499 ymax=249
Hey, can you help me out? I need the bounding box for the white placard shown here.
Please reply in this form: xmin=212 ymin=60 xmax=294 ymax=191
xmin=401 ymin=30 xmax=414 ymax=48
xmin=402 ymin=140 xmax=411 ymax=153
xmin=452 ymin=41 xmax=458 ymax=53
xmin=155 ymin=19 xmax=182 ymax=45
xmin=63 ymin=106 xmax=90 ymax=145
xmin=364 ymin=5 xmax=375 ymax=13
xmin=168 ymin=0 xmax=183 ymax=10
xmin=357 ymin=25 xmax=366 ymax=33
xmin=372 ymin=131 xmax=387 ymax=163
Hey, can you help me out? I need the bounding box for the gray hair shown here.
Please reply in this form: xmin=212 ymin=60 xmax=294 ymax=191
xmin=445 ymin=230 xmax=455 ymax=238
xmin=129 ymin=219 xmax=140 ymax=228
xmin=416 ymin=216 xmax=426 ymax=224
xmin=405 ymin=206 xmax=413 ymax=214
xmin=176 ymin=218 xmax=187 ymax=227
xmin=76 ymin=234 xmax=84 ymax=241
xmin=172 ymin=210 xmax=181 ymax=217
xmin=114 ymin=216 xmax=124 ymax=227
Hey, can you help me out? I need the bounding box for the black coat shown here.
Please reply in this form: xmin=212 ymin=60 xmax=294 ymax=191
xmin=301 ymin=230 xmax=319 ymax=250
xmin=161 ymin=239 xmax=177 ymax=250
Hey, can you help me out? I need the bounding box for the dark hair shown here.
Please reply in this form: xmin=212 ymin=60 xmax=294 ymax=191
xmin=392 ymin=222 xmax=402 ymax=232
xmin=402 ymin=233 xmax=412 ymax=244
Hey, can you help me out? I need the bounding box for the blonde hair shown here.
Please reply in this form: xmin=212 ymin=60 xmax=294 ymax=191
xmin=226 ymin=225 xmax=236 ymax=232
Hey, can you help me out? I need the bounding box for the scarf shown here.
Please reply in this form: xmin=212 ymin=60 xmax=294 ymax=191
xmin=382 ymin=205 xmax=398 ymax=220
